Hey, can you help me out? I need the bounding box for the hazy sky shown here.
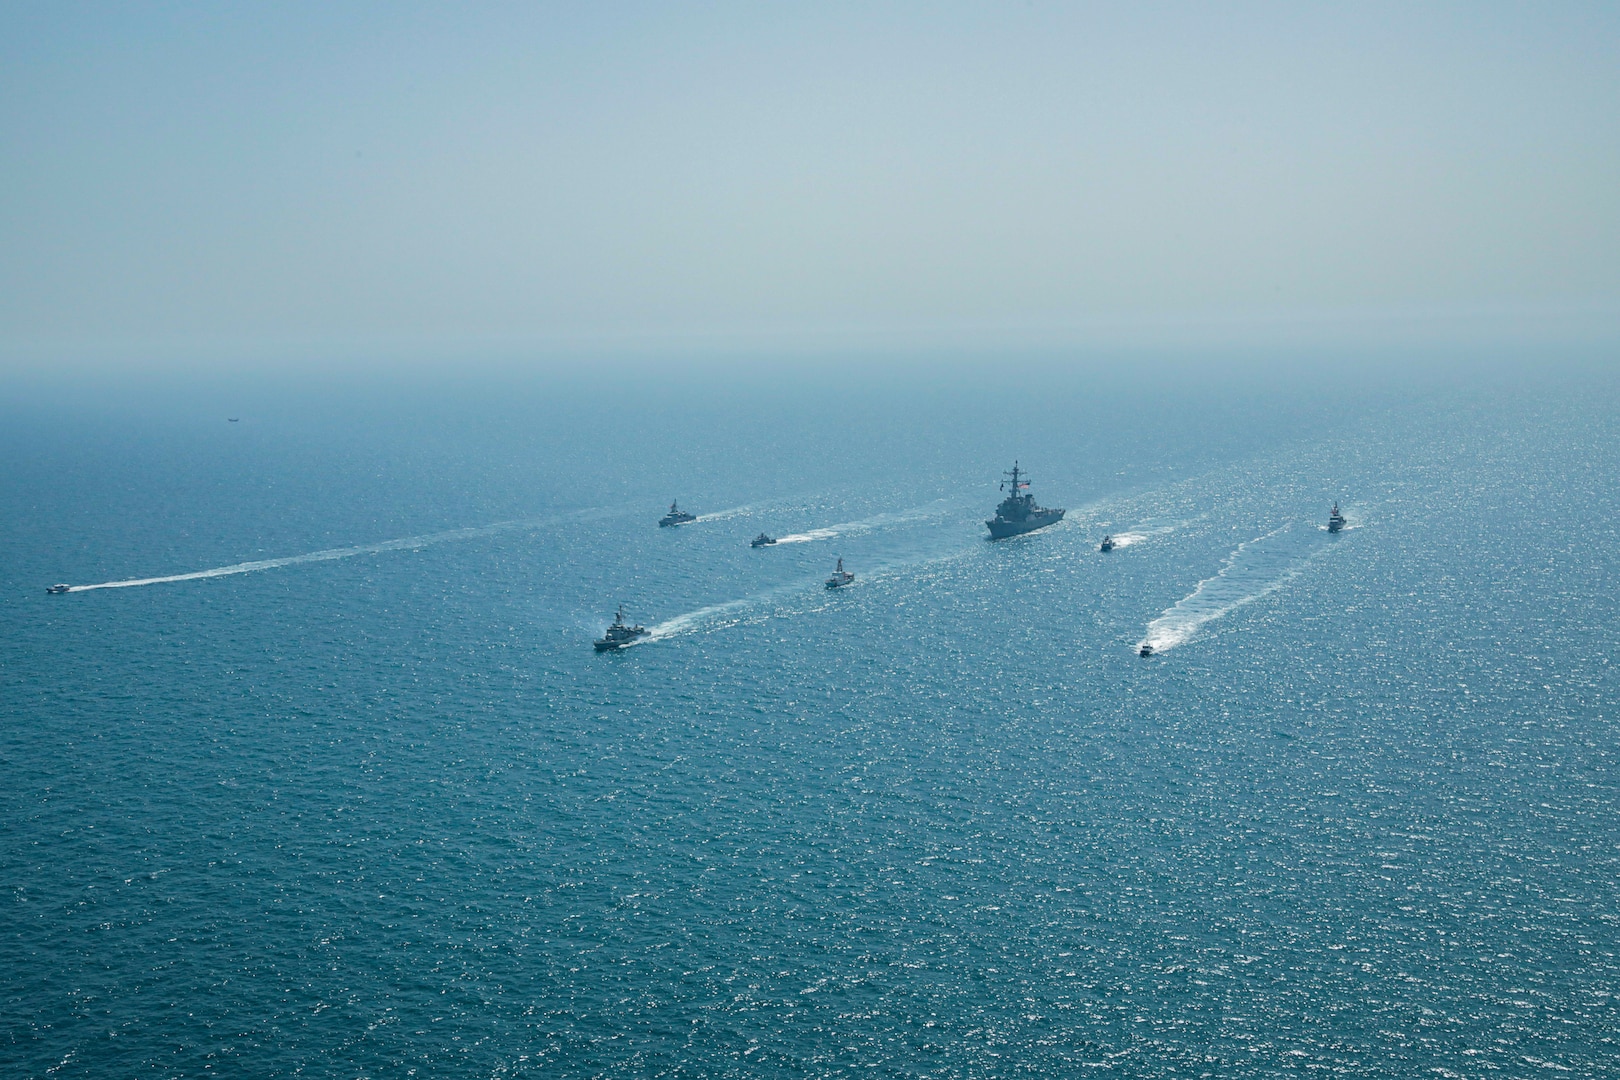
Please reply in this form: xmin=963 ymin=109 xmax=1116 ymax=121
xmin=3 ymin=2 xmax=1618 ymax=366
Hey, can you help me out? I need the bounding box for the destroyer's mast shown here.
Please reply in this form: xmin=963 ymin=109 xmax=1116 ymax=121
xmin=999 ymin=461 xmax=1034 ymax=516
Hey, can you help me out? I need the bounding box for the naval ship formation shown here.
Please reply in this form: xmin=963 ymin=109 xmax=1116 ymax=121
xmin=595 ymin=469 xmax=1348 ymax=654
xmin=606 ymin=462 xmax=1066 ymax=646
xmin=41 ymin=458 xmax=1354 ymax=663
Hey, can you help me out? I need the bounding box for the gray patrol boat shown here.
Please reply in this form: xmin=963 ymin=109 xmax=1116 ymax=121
xmin=659 ymin=501 xmax=697 ymax=527
xmin=986 ymin=462 xmax=1065 ymax=539
xmin=594 ymin=606 xmax=650 ymax=651
xmin=1327 ymin=502 xmax=1346 ymax=533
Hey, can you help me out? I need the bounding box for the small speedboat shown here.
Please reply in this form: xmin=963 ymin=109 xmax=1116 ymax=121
xmin=1138 ymin=643 xmax=1154 ymax=658
xmin=751 ymin=533 xmax=777 ymax=548
xmin=1100 ymin=535 xmax=1115 ymax=552
xmin=659 ymin=501 xmax=697 ymax=527
xmin=825 ymin=558 xmax=855 ymax=589
xmin=1327 ymin=502 xmax=1346 ymax=533
xmin=594 ymin=606 xmax=650 ymax=651
xmin=46 ymin=584 xmax=70 ymax=594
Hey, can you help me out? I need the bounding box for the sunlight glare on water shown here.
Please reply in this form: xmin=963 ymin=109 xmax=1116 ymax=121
xmin=2 ymin=366 xmax=1617 ymax=1078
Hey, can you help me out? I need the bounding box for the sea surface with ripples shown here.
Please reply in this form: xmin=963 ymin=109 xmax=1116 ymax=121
xmin=3 ymin=361 xmax=1617 ymax=1077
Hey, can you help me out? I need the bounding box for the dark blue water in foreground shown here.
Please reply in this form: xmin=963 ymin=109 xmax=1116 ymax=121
xmin=3 ymin=362 xmax=1617 ymax=1077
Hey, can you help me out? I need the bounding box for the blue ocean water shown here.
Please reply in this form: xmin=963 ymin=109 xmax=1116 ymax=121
xmin=2 ymin=362 xmax=1617 ymax=1077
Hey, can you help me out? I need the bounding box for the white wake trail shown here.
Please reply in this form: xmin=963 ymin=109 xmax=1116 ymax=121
xmin=1104 ymin=519 xmax=1190 ymax=549
xmin=65 ymin=516 xmax=566 ymax=592
xmin=772 ymin=500 xmax=954 ymax=545
xmin=639 ymin=576 xmax=819 ymax=643
xmin=633 ymin=534 xmax=978 ymax=647
xmin=774 ymin=528 xmax=839 ymax=544
xmin=691 ymin=504 xmax=758 ymax=523
xmin=1139 ymin=524 xmax=1328 ymax=653
xmin=641 ymin=597 xmax=757 ymax=642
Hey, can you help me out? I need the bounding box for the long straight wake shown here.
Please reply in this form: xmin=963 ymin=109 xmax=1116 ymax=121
xmin=65 ymin=516 xmax=566 ymax=592
xmin=691 ymin=504 xmax=758 ymax=523
xmin=773 ymin=501 xmax=954 ymax=544
xmin=774 ymin=528 xmax=839 ymax=544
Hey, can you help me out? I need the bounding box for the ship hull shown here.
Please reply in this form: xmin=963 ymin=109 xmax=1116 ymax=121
xmin=594 ymin=630 xmax=649 ymax=651
xmin=986 ymin=509 xmax=1064 ymax=539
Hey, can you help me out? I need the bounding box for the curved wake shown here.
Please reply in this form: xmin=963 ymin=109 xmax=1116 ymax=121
xmin=1139 ymin=523 xmax=1330 ymax=653
xmin=631 ymin=533 xmax=975 ymax=646
xmin=637 ymin=577 xmax=817 ymax=644
xmin=642 ymin=597 xmax=758 ymax=641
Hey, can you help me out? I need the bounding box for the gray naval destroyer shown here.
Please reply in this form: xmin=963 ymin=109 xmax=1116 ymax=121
xmin=986 ymin=462 xmax=1065 ymax=539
